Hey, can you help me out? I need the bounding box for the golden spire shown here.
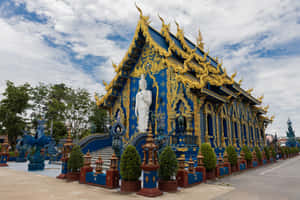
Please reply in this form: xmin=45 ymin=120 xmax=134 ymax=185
xmin=135 ymin=3 xmax=149 ymax=23
xmin=197 ymin=29 xmax=204 ymax=49
xmin=102 ymin=80 xmax=107 ymax=87
xmin=231 ymin=72 xmax=237 ymax=79
xmin=258 ymin=95 xmax=264 ymax=102
xmin=263 ymin=105 xmax=269 ymax=112
xmin=226 ymin=95 xmax=232 ymax=101
xmin=135 ymin=2 xmax=143 ymax=17
xmin=94 ymin=93 xmax=100 ymax=106
xmin=246 ymin=88 xmax=253 ymax=94
xmin=238 ymin=79 xmax=243 ymax=85
xmin=158 ymin=13 xmax=165 ymax=24
xmin=112 ymin=61 xmax=118 ymax=72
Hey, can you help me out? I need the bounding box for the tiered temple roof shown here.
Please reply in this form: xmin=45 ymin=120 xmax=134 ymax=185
xmin=95 ymin=7 xmax=273 ymax=124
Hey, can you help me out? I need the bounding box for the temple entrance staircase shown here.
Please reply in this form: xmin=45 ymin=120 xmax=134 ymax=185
xmin=90 ymin=146 xmax=113 ymax=171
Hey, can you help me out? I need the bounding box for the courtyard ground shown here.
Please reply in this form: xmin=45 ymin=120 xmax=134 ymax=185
xmin=212 ymin=156 xmax=300 ymax=200
xmin=0 ymin=156 xmax=299 ymax=200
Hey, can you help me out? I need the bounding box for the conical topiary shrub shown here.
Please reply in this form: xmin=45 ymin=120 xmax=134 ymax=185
xmin=120 ymin=145 xmax=141 ymax=192
xmin=67 ymin=145 xmax=84 ymax=181
xmin=159 ymin=146 xmax=178 ymax=180
xmin=242 ymin=145 xmax=252 ymax=162
xmin=158 ymin=146 xmax=178 ymax=192
xmin=68 ymin=145 xmax=84 ymax=173
xmin=201 ymin=143 xmax=217 ymax=180
xmin=264 ymin=146 xmax=270 ymax=160
xmin=226 ymin=145 xmax=238 ymax=168
xmin=255 ymin=146 xmax=262 ymax=163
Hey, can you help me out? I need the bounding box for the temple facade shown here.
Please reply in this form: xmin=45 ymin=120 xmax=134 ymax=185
xmin=96 ymin=9 xmax=273 ymax=158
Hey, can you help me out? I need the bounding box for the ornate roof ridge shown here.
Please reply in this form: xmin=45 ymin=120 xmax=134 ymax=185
xmin=96 ymin=6 xmax=266 ymax=110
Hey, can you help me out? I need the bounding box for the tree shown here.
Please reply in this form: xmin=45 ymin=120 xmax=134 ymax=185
xmin=30 ymin=83 xmax=49 ymax=129
xmin=0 ymin=81 xmax=31 ymax=147
xmin=286 ymin=118 xmax=296 ymax=147
xmin=89 ymin=101 xmax=108 ymax=133
xmin=65 ymin=88 xmax=91 ymax=140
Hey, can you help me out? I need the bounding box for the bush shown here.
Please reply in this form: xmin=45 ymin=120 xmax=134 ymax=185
xmin=242 ymin=145 xmax=252 ymax=162
xmin=264 ymin=146 xmax=270 ymax=160
xmin=270 ymin=147 xmax=276 ymax=158
xmin=159 ymin=146 xmax=178 ymax=181
xmin=120 ymin=145 xmax=141 ymax=181
xmin=9 ymin=151 xmax=17 ymax=157
xmin=226 ymin=145 xmax=238 ymax=166
xmin=67 ymin=145 xmax=84 ymax=172
xmin=255 ymin=146 xmax=262 ymax=162
xmin=200 ymin=143 xmax=217 ymax=171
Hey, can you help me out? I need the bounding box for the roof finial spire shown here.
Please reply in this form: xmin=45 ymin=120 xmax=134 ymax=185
xmin=135 ymin=2 xmax=143 ymax=17
xmin=197 ymin=29 xmax=204 ymax=49
xmin=158 ymin=13 xmax=165 ymax=24
xmin=238 ymin=79 xmax=243 ymax=85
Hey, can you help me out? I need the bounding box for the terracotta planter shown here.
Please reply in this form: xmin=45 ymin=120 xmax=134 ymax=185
xmin=231 ymin=164 xmax=238 ymax=173
xmin=206 ymin=169 xmax=216 ymax=180
xmin=247 ymin=160 xmax=252 ymax=168
xmin=66 ymin=172 xmax=80 ymax=181
xmin=121 ymin=180 xmax=141 ymax=192
xmin=158 ymin=180 xmax=178 ymax=192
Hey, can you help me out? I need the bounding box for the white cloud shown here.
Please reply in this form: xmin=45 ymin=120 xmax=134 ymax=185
xmin=1 ymin=0 xmax=300 ymax=136
xmin=0 ymin=18 xmax=103 ymax=96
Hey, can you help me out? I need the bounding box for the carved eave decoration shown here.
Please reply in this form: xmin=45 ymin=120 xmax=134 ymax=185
xmin=95 ymin=5 xmax=267 ymax=110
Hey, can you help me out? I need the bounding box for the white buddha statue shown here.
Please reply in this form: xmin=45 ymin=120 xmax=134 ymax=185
xmin=135 ymin=74 xmax=152 ymax=133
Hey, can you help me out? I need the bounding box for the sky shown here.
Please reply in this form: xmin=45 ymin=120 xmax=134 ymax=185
xmin=0 ymin=0 xmax=299 ymax=137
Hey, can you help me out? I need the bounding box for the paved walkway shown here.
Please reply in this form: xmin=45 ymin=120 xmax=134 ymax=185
xmin=1 ymin=157 xmax=299 ymax=200
xmin=0 ymin=167 xmax=233 ymax=200
xmin=212 ymin=156 xmax=300 ymax=200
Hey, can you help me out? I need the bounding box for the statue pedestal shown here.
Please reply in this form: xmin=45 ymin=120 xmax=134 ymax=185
xmin=0 ymin=153 xmax=8 ymax=167
xmin=137 ymin=167 xmax=162 ymax=197
xmin=28 ymin=152 xmax=45 ymax=171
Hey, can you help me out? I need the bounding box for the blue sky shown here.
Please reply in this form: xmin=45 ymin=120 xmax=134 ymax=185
xmin=0 ymin=0 xmax=300 ymax=136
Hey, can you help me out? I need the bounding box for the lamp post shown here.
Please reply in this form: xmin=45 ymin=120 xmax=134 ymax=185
xmin=137 ymin=124 xmax=162 ymax=197
xmin=0 ymin=135 xmax=9 ymax=167
xmin=79 ymin=150 xmax=93 ymax=184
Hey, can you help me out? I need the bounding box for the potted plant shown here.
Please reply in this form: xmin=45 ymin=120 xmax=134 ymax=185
xmin=201 ymin=143 xmax=217 ymax=180
xmin=158 ymin=146 xmax=178 ymax=192
xmin=242 ymin=145 xmax=252 ymax=167
xmin=120 ymin=145 xmax=141 ymax=192
xmin=255 ymin=146 xmax=262 ymax=165
xmin=226 ymin=145 xmax=238 ymax=172
xmin=67 ymin=145 xmax=84 ymax=181
xmin=270 ymin=147 xmax=276 ymax=161
xmin=263 ymin=146 xmax=270 ymax=162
